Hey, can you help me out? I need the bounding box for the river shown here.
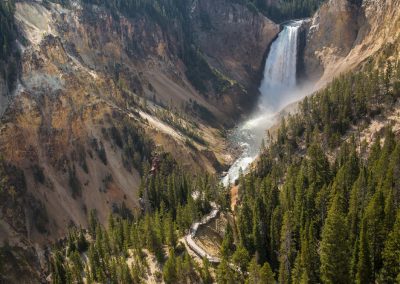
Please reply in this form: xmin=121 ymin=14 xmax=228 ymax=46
xmin=222 ymin=20 xmax=305 ymax=186
xmin=185 ymin=20 xmax=308 ymax=263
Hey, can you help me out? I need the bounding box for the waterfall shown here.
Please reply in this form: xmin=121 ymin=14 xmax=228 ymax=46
xmin=259 ymin=21 xmax=302 ymax=110
xmin=222 ymin=20 xmax=303 ymax=186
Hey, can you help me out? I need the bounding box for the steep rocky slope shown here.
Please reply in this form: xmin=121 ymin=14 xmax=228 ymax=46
xmin=303 ymin=0 xmax=400 ymax=85
xmin=0 ymin=0 xmax=279 ymax=264
xmin=191 ymin=0 xmax=279 ymax=93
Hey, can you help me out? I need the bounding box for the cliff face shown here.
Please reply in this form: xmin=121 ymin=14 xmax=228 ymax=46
xmin=303 ymin=0 xmax=400 ymax=85
xmin=302 ymin=0 xmax=360 ymax=81
xmin=191 ymin=0 xmax=279 ymax=113
xmin=0 ymin=0 xmax=278 ymax=256
xmin=191 ymin=0 xmax=279 ymax=88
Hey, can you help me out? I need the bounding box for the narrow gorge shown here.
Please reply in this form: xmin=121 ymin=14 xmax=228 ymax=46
xmin=223 ymin=20 xmax=305 ymax=185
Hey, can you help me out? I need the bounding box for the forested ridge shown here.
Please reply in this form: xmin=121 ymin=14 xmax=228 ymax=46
xmin=217 ymin=59 xmax=400 ymax=283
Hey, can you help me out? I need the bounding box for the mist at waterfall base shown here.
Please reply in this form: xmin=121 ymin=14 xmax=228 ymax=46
xmin=222 ymin=20 xmax=312 ymax=186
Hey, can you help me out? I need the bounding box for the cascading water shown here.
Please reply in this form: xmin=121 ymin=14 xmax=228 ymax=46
xmin=185 ymin=20 xmax=306 ymax=261
xmin=259 ymin=21 xmax=302 ymax=110
xmin=222 ymin=20 xmax=304 ymax=186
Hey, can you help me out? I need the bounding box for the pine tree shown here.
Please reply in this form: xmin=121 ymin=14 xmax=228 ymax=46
xmin=252 ymin=196 xmax=268 ymax=263
xmin=381 ymin=210 xmax=400 ymax=283
xmin=51 ymin=251 xmax=67 ymax=284
xmin=217 ymin=259 xmax=237 ymax=284
xmin=221 ymin=222 xmax=235 ymax=258
xmin=143 ymin=214 xmax=163 ymax=262
xmin=238 ymin=197 xmax=254 ymax=252
xmin=364 ymin=190 xmax=386 ymax=278
xmin=270 ymin=206 xmax=282 ymax=269
xmin=382 ymin=143 xmax=400 ymax=229
xmin=356 ymin=218 xmax=373 ymax=284
xmin=348 ymin=167 xmax=368 ymax=244
xmin=165 ymin=215 xmax=177 ymax=248
xmin=350 ymin=236 xmax=360 ymax=281
xmin=320 ymin=194 xmax=350 ymax=284
xmin=163 ymin=250 xmax=177 ymax=284
xmin=119 ymin=260 xmax=132 ymax=283
xmin=247 ymin=257 xmax=275 ymax=284
xmin=88 ymin=209 xmax=98 ymax=238
xmin=232 ymin=245 xmax=251 ymax=273
xmin=278 ymin=212 xmax=295 ymax=284
xmin=259 ymin=261 xmax=275 ymax=284
xmin=292 ymin=222 xmax=319 ymax=284
xmin=306 ymin=142 xmax=330 ymax=189
xmin=247 ymin=258 xmax=262 ymax=284
xmin=201 ymin=258 xmax=213 ymax=284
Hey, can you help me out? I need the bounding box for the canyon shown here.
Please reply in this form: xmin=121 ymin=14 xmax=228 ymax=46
xmin=0 ymin=0 xmax=400 ymax=282
xmin=0 ymin=0 xmax=279 ymax=248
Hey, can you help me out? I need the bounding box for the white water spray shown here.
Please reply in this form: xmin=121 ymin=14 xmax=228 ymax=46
xmin=222 ymin=20 xmax=304 ymax=186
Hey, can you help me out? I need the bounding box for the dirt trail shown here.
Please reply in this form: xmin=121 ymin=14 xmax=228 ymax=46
xmin=185 ymin=206 xmax=221 ymax=263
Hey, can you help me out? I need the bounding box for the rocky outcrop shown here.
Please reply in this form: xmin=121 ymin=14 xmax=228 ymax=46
xmin=191 ymin=0 xmax=279 ymax=89
xmin=303 ymin=0 xmax=361 ymax=81
xmin=303 ymin=0 xmax=400 ymax=86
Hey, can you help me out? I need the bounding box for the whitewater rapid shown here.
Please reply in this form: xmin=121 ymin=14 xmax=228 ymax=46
xmin=222 ymin=20 xmax=304 ymax=186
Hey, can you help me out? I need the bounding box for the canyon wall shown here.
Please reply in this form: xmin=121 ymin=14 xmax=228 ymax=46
xmin=303 ymin=0 xmax=400 ymax=85
xmin=0 ymin=0 xmax=279 ymax=251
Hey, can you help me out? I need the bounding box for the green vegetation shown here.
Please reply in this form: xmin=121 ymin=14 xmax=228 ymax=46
xmin=220 ymin=59 xmax=400 ymax=283
xmin=3 ymin=1 xmax=399 ymax=283
xmin=0 ymin=159 xmax=28 ymax=233
xmin=68 ymin=166 xmax=82 ymax=199
xmin=139 ymin=152 xmax=217 ymax=216
xmin=263 ymin=0 xmax=325 ymax=23
xmin=155 ymin=107 xmax=208 ymax=146
xmin=238 ymin=0 xmax=326 ymax=22
xmin=185 ymin=99 xmax=217 ymax=127
xmin=32 ymin=164 xmax=46 ymax=184
xmin=0 ymin=157 xmax=50 ymax=239
xmin=0 ymin=244 xmax=42 ymax=283
xmin=50 ymin=153 xmax=222 ymax=283
xmin=79 ymin=0 xmax=188 ymax=26
xmin=183 ymin=47 xmax=236 ymax=96
xmin=31 ymin=196 xmax=50 ymax=233
xmin=0 ymin=0 xmax=16 ymax=61
xmin=0 ymin=0 xmax=18 ymax=91
xmin=90 ymin=138 xmax=108 ymax=165
xmin=105 ymin=117 xmax=154 ymax=174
